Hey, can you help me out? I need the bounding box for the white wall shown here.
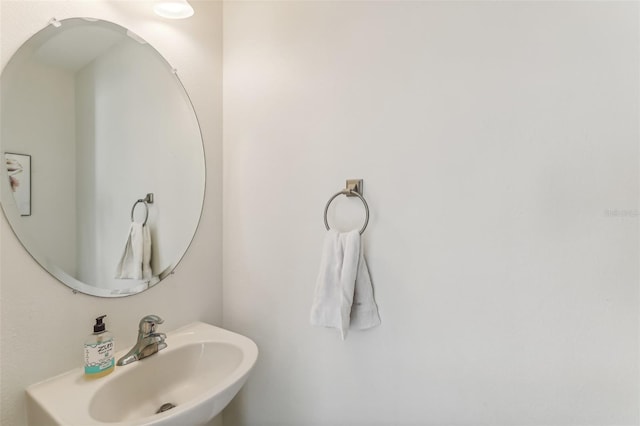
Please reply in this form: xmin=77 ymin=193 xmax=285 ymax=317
xmin=0 ymin=1 xmax=222 ymax=425
xmin=223 ymin=2 xmax=639 ymax=425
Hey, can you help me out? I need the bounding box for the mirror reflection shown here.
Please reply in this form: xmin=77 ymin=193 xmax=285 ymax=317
xmin=0 ymin=18 xmax=205 ymax=297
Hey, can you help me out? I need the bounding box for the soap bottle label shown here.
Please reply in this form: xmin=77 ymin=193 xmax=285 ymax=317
xmin=84 ymin=339 xmax=114 ymax=374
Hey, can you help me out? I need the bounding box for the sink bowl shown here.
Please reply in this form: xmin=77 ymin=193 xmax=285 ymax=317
xmin=26 ymin=322 xmax=258 ymax=425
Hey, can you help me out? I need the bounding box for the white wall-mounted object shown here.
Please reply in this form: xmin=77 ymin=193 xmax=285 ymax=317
xmin=27 ymin=322 xmax=257 ymax=426
xmin=153 ymin=0 xmax=194 ymax=19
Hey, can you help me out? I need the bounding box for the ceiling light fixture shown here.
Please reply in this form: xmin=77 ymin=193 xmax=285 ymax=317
xmin=153 ymin=0 xmax=194 ymax=19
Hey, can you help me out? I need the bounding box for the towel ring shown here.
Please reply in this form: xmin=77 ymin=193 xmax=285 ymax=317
xmin=324 ymin=189 xmax=369 ymax=235
xmin=130 ymin=200 xmax=149 ymax=226
xmin=130 ymin=194 xmax=154 ymax=226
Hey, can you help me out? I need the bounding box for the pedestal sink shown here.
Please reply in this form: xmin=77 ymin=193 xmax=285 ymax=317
xmin=26 ymin=322 xmax=258 ymax=426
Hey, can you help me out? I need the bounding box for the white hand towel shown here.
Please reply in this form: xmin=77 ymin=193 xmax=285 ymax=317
xmin=350 ymin=246 xmax=382 ymax=331
xmin=310 ymin=230 xmax=380 ymax=339
xmin=141 ymin=224 xmax=152 ymax=280
xmin=115 ymin=222 xmax=153 ymax=280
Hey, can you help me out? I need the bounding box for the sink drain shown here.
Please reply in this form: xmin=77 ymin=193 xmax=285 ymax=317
xmin=156 ymin=403 xmax=177 ymax=414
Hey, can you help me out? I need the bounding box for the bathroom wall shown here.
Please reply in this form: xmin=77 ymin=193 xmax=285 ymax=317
xmin=0 ymin=1 xmax=222 ymax=425
xmin=223 ymin=2 xmax=639 ymax=425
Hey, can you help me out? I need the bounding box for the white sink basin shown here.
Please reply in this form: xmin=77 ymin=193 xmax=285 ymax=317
xmin=26 ymin=322 xmax=258 ymax=425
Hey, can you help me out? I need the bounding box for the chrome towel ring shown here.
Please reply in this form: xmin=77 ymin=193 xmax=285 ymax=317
xmin=130 ymin=193 xmax=154 ymax=226
xmin=323 ymin=180 xmax=369 ymax=235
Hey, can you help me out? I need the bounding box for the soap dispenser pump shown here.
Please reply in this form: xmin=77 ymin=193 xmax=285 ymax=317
xmin=84 ymin=315 xmax=115 ymax=379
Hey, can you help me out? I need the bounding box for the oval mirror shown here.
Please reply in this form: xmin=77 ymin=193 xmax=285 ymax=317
xmin=0 ymin=18 xmax=205 ymax=297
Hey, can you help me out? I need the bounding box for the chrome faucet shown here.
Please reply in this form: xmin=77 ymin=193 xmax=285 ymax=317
xmin=117 ymin=315 xmax=167 ymax=366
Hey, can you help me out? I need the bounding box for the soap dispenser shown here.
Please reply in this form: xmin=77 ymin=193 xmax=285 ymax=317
xmin=84 ymin=315 xmax=115 ymax=379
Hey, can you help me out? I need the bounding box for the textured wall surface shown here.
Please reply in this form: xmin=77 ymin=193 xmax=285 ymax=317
xmin=223 ymin=2 xmax=639 ymax=425
xmin=0 ymin=1 xmax=222 ymax=425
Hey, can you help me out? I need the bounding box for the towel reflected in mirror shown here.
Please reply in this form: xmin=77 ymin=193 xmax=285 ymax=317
xmin=115 ymin=222 xmax=155 ymax=282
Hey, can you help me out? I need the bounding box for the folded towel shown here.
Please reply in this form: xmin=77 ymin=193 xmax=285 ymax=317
xmin=141 ymin=224 xmax=152 ymax=280
xmin=115 ymin=222 xmax=153 ymax=280
xmin=310 ymin=230 xmax=381 ymax=339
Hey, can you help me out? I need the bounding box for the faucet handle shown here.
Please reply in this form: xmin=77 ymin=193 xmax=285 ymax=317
xmin=153 ymin=332 xmax=167 ymax=341
xmin=139 ymin=314 xmax=163 ymax=334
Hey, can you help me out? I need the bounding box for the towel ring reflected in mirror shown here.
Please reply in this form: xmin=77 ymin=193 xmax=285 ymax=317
xmin=323 ymin=189 xmax=369 ymax=235
xmin=130 ymin=193 xmax=154 ymax=226
xmin=130 ymin=200 xmax=149 ymax=226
